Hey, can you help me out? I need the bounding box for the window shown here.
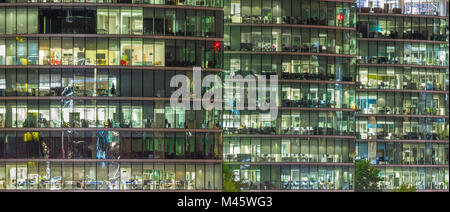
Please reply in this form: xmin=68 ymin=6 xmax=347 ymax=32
xmin=50 ymin=38 xmax=61 ymax=66
xmin=6 ymin=39 xmax=15 ymax=65
xmin=120 ymin=38 xmax=132 ymax=66
xmin=132 ymin=39 xmax=143 ymax=66
xmin=143 ymin=39 xmax=154 ymax=66
xmin=143 ymin=8 xmax=154 ymax=35
xmin=108 ymin=38 xmax=120 ymax=66
xmin=154 ymin=8 xmax=165 ymax=35
xmin=62 ymin=38 xmax=73 ymax=66
xmin=97 ymin=38 xmax=108 ymax=66
xmin=0 ymin=9 xmax=5 ymax=34
xmin=131 ymin=8 xmax=143 ymax=35
xmin=97 ymin=7 xmax=109 ymax=34
xmin=17 ymin=7 xmax=27 ymax=34
xmin=85 ymin=38 xmax=96 ymax=65
xmin=6 ymin=7 xmax=16 ymax=34
xmin=17 ymin=38 xmax=27 ymax=66
xmin=165 ymin=9 xmax=176 ymax=36
xmin=109 ymin=8 xmax=121 ymax=34
xmin=74 ymin=38 xmax=85 ymax=66
xmin=121 ymin=7 xmax=132 ymax=34
xmin=154 ymin=40 xmax=165 ymax=66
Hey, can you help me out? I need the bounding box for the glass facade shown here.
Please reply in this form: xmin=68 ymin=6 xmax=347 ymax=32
xmin=224 ymin=0 xmax=356 ymax=27
xmin=357 ymin=41 xmax=448 ymax=66
xmin=228 ymin=164 xmax=354 ymax=190
xmin=224 ymin=137 xmax=355 ymax=163
xmin=0 ymin=99 xmax=220 ymax=129
xmin=357 ymin=0 xmax=448 ymax=16
xmin=223 ymin=0 xmax=357 ymax=191
xmin=0 ymin=6 xmax=223 ymax=35
xmin=223 ymin=111 xmax=355 ymax=136
xmin=0 ymin=0 xmax=223 ymax=7
xmin=356 ymin=142 xmax=448 ymax=165
xmin=224 ymin=26 xmax=356 ymax=55
xmin=0 ymin=131 xmax=221 ymax=159
xmin=357 ymin=117 xmax=448 ymax=140
xmin=0 ymin=161 xmax=222 ymax=191
xmin=355 ymin=0 xmax=449 ymax=191
xmin=357 ymin=15 xmax=447 ymax=41
xmin=0 ymin=0 xmax=224 ymax=191
xmin=0 ymin=69 xmax=221 ymax=97
xmin=0 ymin=0 xmax=448 ymax=192
xmin=0 ymin=37 xmax=222 ymax=68
xmin=377 ymin=166 xmax=448 ymax=190
xmin=224 ymin=55 xmax=356 ymax=81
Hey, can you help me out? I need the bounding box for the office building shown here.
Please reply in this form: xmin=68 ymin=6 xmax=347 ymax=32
xmin=0 ymin=0 xmax=448 ymax=192
xmin=0 ymin=0 xmax=224 ymax=191
xmin=355 ymin=0 xmax=449 ymax=191
xmin=222 ymin=0 xmax=358 ymax=191
xmin=221 ymin=0 xmax=448 ymax=191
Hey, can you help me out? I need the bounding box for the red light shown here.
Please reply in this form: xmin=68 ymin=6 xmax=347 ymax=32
xmin=338 ymin=14 xmax=344 ymax=22
xmin=214 ymin=41 xmax=221 ymax=51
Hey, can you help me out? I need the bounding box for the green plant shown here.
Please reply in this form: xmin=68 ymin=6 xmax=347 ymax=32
xmin=392 ymin=184 xmax=417 ymax=192
xmin=355 ymin=160 xmax=382 ymax=192
xmin=222 ymin=163 xmax=242 ymax=192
